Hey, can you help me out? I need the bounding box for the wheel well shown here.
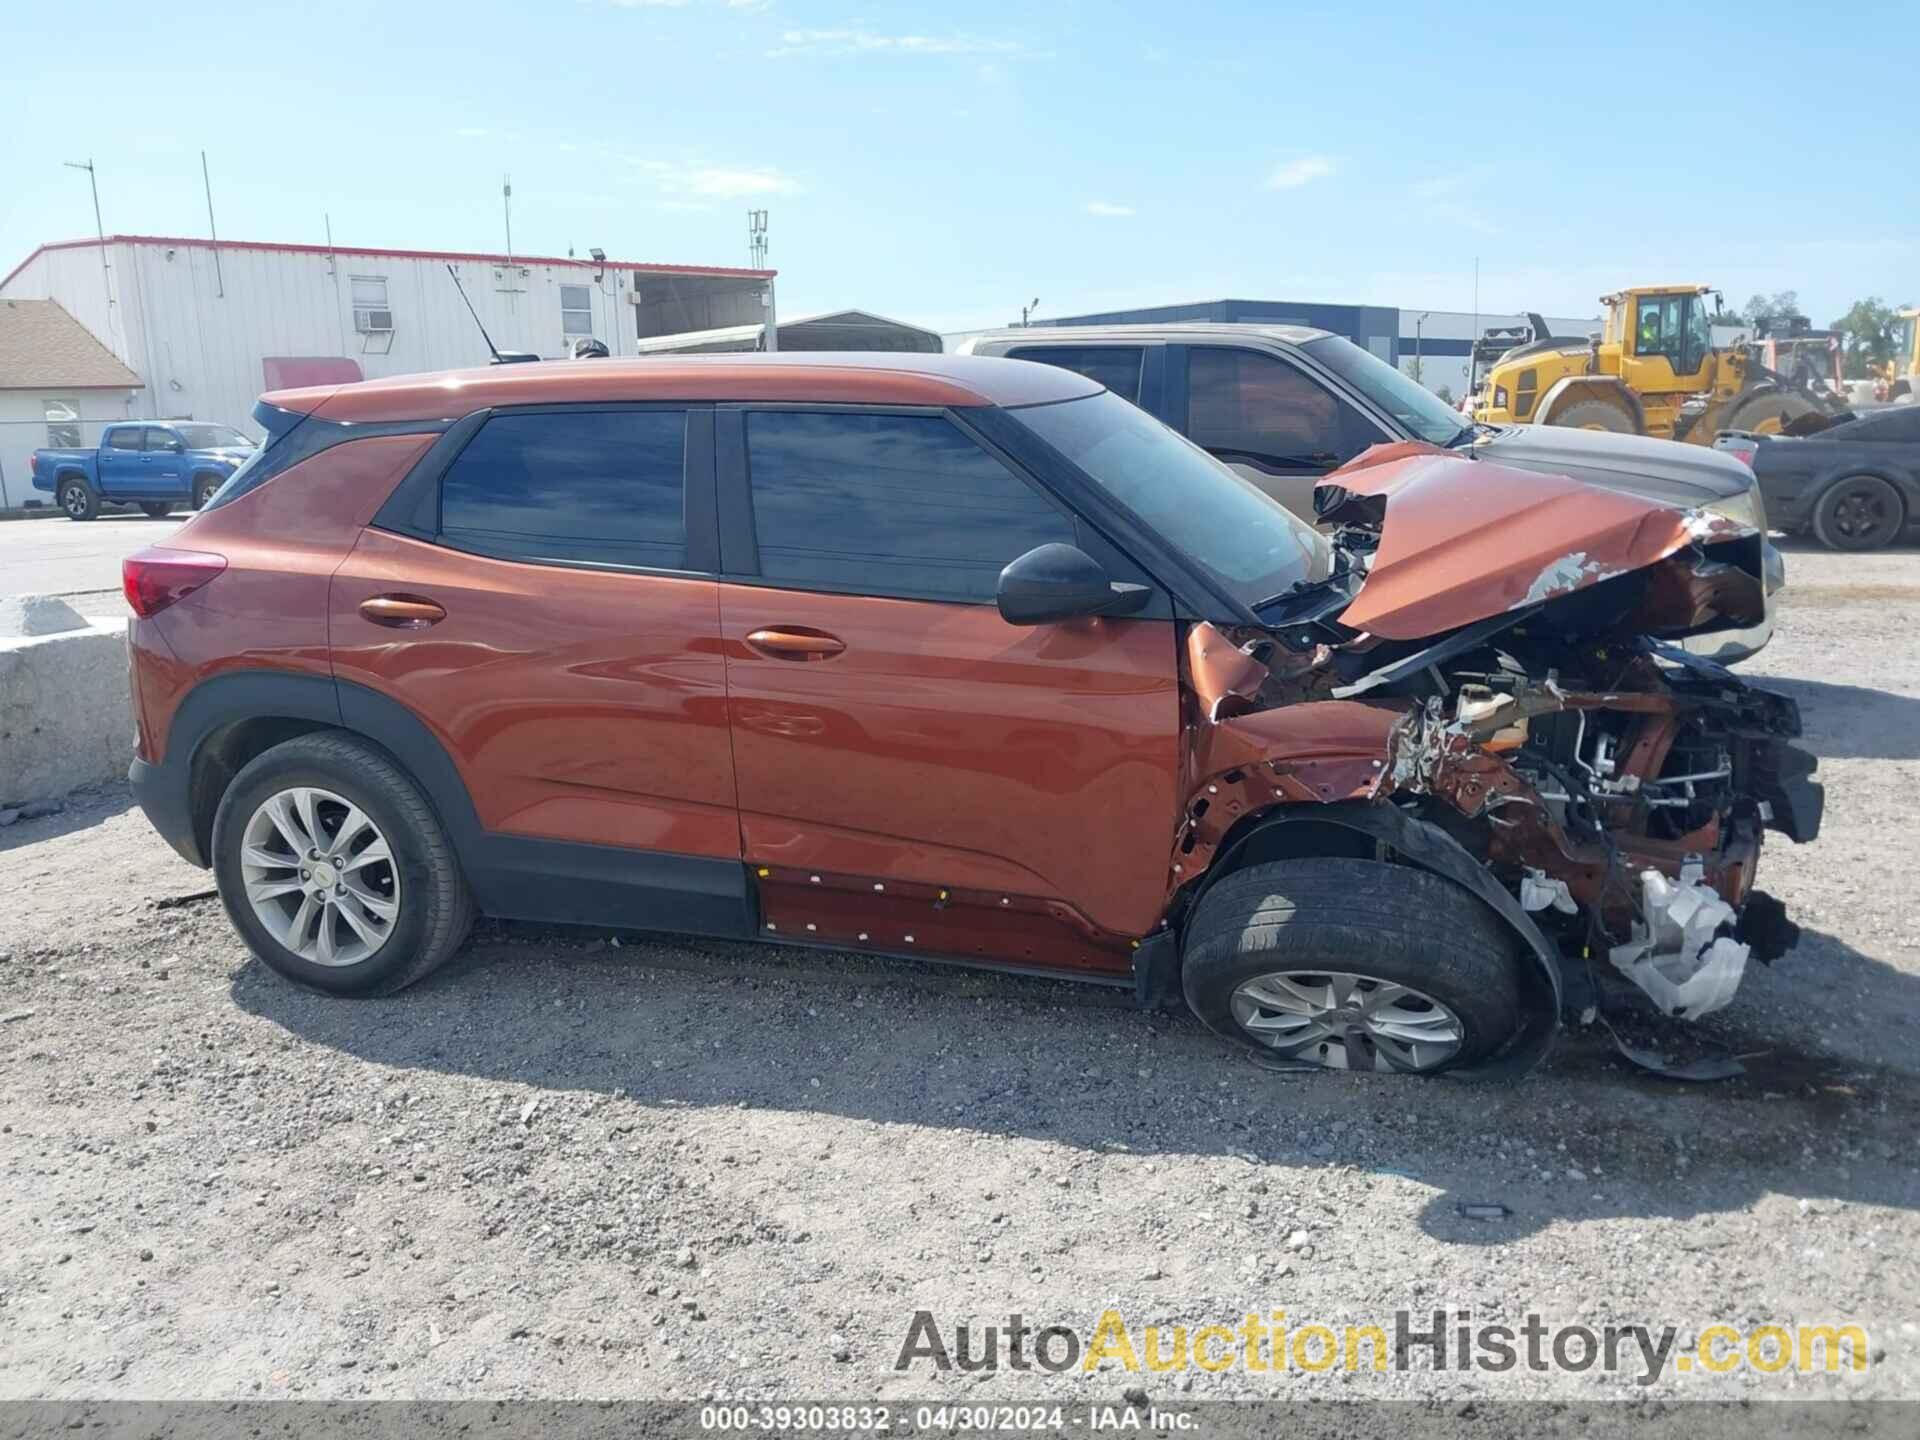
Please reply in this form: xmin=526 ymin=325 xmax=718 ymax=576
xmin=55 ymin=468 xmax=90 ymax=486
xmin=187 ymin=716 xmax=339 ymax=861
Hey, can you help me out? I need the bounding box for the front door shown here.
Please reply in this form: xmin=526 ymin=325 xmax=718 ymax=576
xmin=1620 ymin=292 xmax=1713 ymax=397
xmin=140 ymin=426 xmax=186 ymax=497
xmin=715 ymin=406 xmax=1182 ymax=975
xmin=329 ymin=404 xmax=741 ymax=869
xmin=97 ymin=426 xmax=143 ymax=495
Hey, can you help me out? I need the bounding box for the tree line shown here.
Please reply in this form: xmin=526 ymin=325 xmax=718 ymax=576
xmin=1733 ymin=289 xmax=1914 ymax=379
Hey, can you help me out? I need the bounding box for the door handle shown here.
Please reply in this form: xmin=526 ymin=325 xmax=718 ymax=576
xmin=746 ymin=626 xmax=845 ymax=661
xmin=360 ymin=595 xmax=446 ymax=629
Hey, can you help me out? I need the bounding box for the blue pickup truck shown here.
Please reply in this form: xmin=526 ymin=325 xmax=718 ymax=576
xmin=31 ymin=421 xmax=256 ymax=520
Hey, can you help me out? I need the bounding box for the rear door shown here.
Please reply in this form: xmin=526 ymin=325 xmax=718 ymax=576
xmin=713 ymin=405 xmax=1182 ymax=976
xmin=97 ymin=425 xmax=144 ymax=495
xmin=329 ymin=404 xmax=744 ymax=925
xmin=1177 ymin=344 xmax=1387 ymax=520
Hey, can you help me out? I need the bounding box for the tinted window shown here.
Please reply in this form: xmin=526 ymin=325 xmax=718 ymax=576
xmin=1007 ymin=346 xmax=1144 ymax=405
xmin=1186 ymin=347 xmax=1380 ymax=469
xmin=1014 ymin=391 xmax=1325 ymax=613
xmin=746 ymin=412 xmax=1075 ymax=603
xmin=440 ymin=410 xmax=688 ymax=570
xmin=143 ymin=427 xmax=183 ymax=452
xmin=105 ymin=427 xmax=142 ymax=451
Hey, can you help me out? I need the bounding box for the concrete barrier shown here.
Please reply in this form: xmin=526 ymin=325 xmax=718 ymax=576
xmin=0 ymin=596 xmax=132 ymax=808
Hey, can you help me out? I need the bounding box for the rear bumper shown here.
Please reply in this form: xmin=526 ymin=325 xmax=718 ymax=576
xmin=129 ymin=754 xmax=207 ymax=868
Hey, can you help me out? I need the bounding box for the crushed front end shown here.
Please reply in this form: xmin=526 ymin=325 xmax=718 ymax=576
xmin=1171 ymin=446 xmax=1823 ymax=1066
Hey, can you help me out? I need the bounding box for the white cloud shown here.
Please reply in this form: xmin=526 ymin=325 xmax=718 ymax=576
xmin=1083 ymin=201 xmax=1135 ymax=218
xmin=1410 ymin=170 xmax=1498 ymax=235
xmin=623 ymin=155 xmax=802 ymax=199
xmin=683 ymin=167 xmax=801 ymax=198
xmin=769 ymin=29 xmax=1033 ymax=58
xmin=1267 ymin=156 xmax=1336 ymax=190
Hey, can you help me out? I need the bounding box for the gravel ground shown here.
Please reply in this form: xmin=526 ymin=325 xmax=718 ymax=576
xmin=2 ymin=541 xmax=1917 ymax=1407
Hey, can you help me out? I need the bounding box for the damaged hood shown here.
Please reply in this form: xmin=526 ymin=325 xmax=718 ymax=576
xmin=1473 ymin=422 xmax=1752 ymax=507
xmin=1317 ymin=445 xmax=1763 ymax=641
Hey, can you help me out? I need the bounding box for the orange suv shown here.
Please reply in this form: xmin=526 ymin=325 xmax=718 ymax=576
xmin=124 ymin=354 xmax=1819 ymax=1075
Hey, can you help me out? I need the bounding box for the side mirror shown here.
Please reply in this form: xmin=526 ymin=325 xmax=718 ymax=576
xmin=996 ymin=543 xmax=1150 ymax=626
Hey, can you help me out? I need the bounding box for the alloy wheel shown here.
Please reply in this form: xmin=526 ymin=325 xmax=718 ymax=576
xmin=239 ymin=786 xmax=400 ymax=966
xmin=1228 ymin=969 xmax=1465 ymax=1071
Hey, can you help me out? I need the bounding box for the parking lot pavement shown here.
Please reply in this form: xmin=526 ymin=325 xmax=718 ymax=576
xmin=0 ymin=511 xmax=184 ymax=604
xmin=0 ymin=544 xmax=1916 ymax=1405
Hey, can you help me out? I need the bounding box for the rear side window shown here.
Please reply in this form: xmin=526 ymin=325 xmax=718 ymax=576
xmin=105 ymin=427 xmax=142 ymax=451
xmin=745 ymin=411 xmax=1075 ymax=603
xmin=1186 ymin=347 xmax=1381 ymax=470
xmin=440 ymin=411 xmax=688 ymax=570
xmin=1007 ymin=346 xmax=1144 ymax=405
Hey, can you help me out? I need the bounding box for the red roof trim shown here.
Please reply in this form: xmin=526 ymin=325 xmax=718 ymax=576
xmin=2 ymin=235 xmax=775 ymax=292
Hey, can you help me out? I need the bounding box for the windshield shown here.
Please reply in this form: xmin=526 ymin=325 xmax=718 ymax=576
xmin=1302 ymin=335 xmax=1472 ymax=446
xmin=1010 ymin=390 xmax=1327 ymax=611
xmin=173 ymin=424 xmax=255 ymax=449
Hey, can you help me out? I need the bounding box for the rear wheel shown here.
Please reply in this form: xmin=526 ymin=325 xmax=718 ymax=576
xmin=211 ymin=732 xmax=474 ymax=995
xmin=1551 ymin=398 xmax=1637 ymax=434
xmin=58 ymin=478 xmax=99 ymax=521
xmin=1181 ymin=858 xmax=1523 ymax=1074
xmin=1810 ymin=474 xmax=1905 ymax=551
xmin=138 ymin=501 xmax=174 ymax=518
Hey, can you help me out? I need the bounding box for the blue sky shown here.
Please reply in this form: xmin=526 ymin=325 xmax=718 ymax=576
xmin=3 ymin=0 xmax=1913 ymax=332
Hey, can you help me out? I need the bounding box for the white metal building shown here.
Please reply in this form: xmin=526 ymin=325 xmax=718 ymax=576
xmin=1396 ymin=308 xmax=1601 ymax=401
xmin=0 ymin=234 xmax=776 ymax=455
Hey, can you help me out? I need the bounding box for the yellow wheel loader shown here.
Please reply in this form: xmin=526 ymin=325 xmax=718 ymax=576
xmin=1886 ymin=309 xmax=1918 ymax=401
xmin=1472 ymin=285 xmax=1847 ymax=445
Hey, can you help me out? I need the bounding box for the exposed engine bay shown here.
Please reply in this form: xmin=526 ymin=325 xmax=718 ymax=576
xmin=1171 ymin=449 xmax=1824 ymax=1064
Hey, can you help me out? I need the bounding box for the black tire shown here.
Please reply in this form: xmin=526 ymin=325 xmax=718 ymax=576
xmin=211 ymin=732 xmax=474 ymax=996
xmin=1550 ymin=398 xmax=1637 ymax=434
xmin=1810 ymin=474 xmax=1905 ymax=552
xmin=138 ymin=501 xmax=174 ymax=518
xmin=192 ymin=473 xmax=223 ymax=509
xmin=57 ymin=477 xmax=99 ymax=521
xmin=1181 ymin=857 xmax=1523 ymax=1074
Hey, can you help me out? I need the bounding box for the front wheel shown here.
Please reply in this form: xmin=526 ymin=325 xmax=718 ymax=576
xmin=1810 ymin=474 xmax=1905 ymax=551
xmin=1549 ymin=398 xmax=1637 ymax=434
xmin=192 ymin=474 xmax=223 ymax=509
xmin=211 ymin=732 xmax=474 ymax=995
xmin=58 ymin=478 xmax=100 ymax=521
xmin=1181 ymin=858 xmax=1524 ymax=1073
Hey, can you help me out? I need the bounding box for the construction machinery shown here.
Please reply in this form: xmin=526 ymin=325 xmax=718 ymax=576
xmin=1471 ymin=285 xmax=1847 ymax=445
xmin=1885 ymin=308 xmax=1917 ymax=401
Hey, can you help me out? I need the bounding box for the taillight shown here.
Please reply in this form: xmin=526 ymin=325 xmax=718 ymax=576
xmin=122 ymin=547 xmax=227 ymax=617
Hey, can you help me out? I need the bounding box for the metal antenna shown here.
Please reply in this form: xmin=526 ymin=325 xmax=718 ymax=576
xmin=748 ymin=209 xmax=769 ymax=269
xmin=201 ymin=151 xmax=224 ymax=297
xmin=62 ymin=158 xmax=115 ymax=344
